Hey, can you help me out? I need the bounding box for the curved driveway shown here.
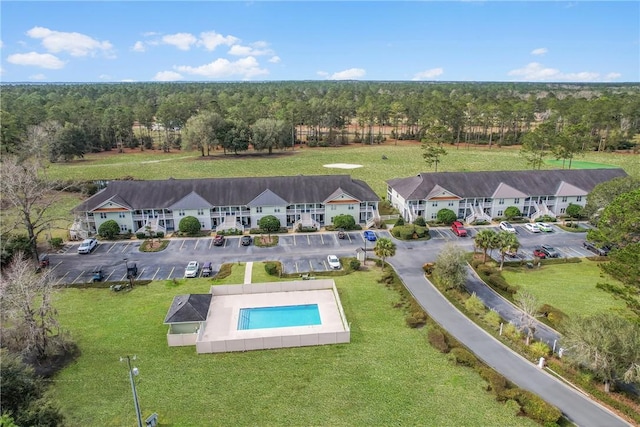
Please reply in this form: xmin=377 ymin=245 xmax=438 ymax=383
xmin=390 ymin=255 xmax=629 ymax=427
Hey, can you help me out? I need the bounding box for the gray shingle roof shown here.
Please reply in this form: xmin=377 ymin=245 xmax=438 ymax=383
xmin=73 ymin=175 xmax=379 ymax=212
xmin=164 ymin=294 xmax=212 ymax=324
xmin=387 ymin=169 xmax=628 ymax=200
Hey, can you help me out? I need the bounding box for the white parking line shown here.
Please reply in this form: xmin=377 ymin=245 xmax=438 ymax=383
xmin=106 ymin=243 xmax=116 ymax=253
xmin=50 ymin=261 xmax=63 ymax=272
xmin=55 ymin=271 xmax=69 ymax=286
xmin=151 ymin=268 xmax=160 ymax=280
xmin=72 ymin=271 xmax=85 ymax=284
xmin=308 ymin=260 xmax=314 ymax=271
xmin=168 ymin=266 xmax=175 ymax=278
xmin=292 ymin=235 xmax=297 ymax=246
xmin=179 ymin=240 xmax=186 ymax=250
xmin=194 ymin=239 xmax=200 ymax=250
xmin=320 ymin=234 xmax=325 ymax=244
xmin=209 ymin=238 xmax=213 ymax=249
xmin=307 ymin=235 xmax=311 ymax=245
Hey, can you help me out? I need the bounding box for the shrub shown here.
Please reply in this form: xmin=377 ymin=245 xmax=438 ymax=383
xmin=476 ymin=366 xmax=508 ymax=394
xmin=155 ymin=231 xmax=165 ymax=238
xmin=390 ymin=224 xmax=429 ymax=240
xmin=436 ymin=209 xmax=457 ymax=225
xmin=333 ymin=214 xmax=356 ymax=230
xmin=394 ymin=217 xmax=405 ymax=226
xmin=499 ymin=389 xmax=562 ymax=424
xmin=477 ymin=264 xmax=498 ymax=276
xmin=528 ymin=341 xmax=551 ymax=360
xmin=487 ymin=274 xmax=517 ymax=295
xmin=98 ymin=220 xmax=120 ymax=239
xmin=135 ymin=232 xmax=146 ymax=239
xmin=413 ymin=216 xmax=426 ymax=226
xmin=213 ymin=263 xmax=232 ymax=279
xmin=264 ymin=262 xmax=280 ymax=276
xmin=464 ymin=292 xmax=486 ymax=316
xmin=179 ymin=216 xmax=201 ymax=235
xmin=450 ymin=347 xmax=477 ymax=367
xmin=504 ymin=206 xmax=521 ymax=220
xmin=49 ymin=237 xmax=64 ymax=250
xmin=348 ymin=259 xmax=361 ymax=271
xmin=405 ymin=316 xmax=424 ymax=328
xmin=258 ymin=215 xmax=281 ymax=234
xmin=502 ymin=322 xmax=522 ymax=340
xmin=484 ymin=309 xmax=502 ymax=329
xmin=539 ymin=304 xmax=568 ymax=329
xmin=427 ymin=328 xmax=450 ymax=353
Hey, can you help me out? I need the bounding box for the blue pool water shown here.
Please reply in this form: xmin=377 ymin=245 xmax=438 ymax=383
xmin=238 ymin=304 xmax=321 ymax=330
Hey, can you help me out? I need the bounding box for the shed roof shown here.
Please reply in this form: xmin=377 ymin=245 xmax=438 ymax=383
xmin=164 ymin=294 xmax=212 ymax=324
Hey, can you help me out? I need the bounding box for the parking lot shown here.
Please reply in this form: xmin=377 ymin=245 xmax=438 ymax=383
xmin=46 ymin=225 xmax=596 ymax=285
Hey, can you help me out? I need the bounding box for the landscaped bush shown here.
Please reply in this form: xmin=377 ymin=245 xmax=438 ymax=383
xmin=405 ymin=315 xmax=424 ymax=328
xmin=464 ymin=293 xmax=486 ymax=316
xmin=49 ymin=237 xmax=64 ymax=250
xmin=539 ymin=304 xmax=568 ymax=329
xmin=436 ymin=209 xmax=457 ymax=225
xmin=216 ymin=228 xmax=243 ymax=236
xmin=470 ymin=258 xmax=483 ymax=268
xmin=155 ymin=231 xmax=164 ymax=238
xmin=213 ymin=263 xmax=232 ymax=280
xmin=390 ymin=224 xmax=429 ymax=240
xmin=535 ymin=215 xmax=557 ymax=223
xmin=498 ymin=389 xmax=562 ymax=424
xmin=332 ymin=214 xmax=356 ymax=230
xmin=477 ymin=264 xmax=498 ymax=276
xmin=179 ymin=216 xmax=201 ymax=236
xmin=487 ymin=274 xmax=518 ymax=295
xmin=450 ymin=347 xmax=477 ymax=367
xmin=427 ymin=328 xmax=450 ymax=353
xmin=502 ymin=322 xmax=522 ymax=340
xmin=527 ymin=341 xmax=551 ymax=360
xmin=264 ymin=262 xmax=281 ymax=276
xmin=503 ymin=206 xmax=521 ymax=220
xmin=296 ymin=225 xmax=318 ymax=232
xmin=394 ymin=217 xmax=405 ymax=227
xmin=484 ymin=309 xmax=502 ymax=329
xmin=135 ymin=232 xmax=146 ymax=239
xmin=98 ymin=219 xmax=120 ymax=239
xmin=476 ymin=366 xmax=508 ymax=394
xmin=413 ymin=216 xmax=426 ymax=226
xmin=249 ymin=227 xmax=288 ymax=234
xmin=348 ymin=258 xmax=361 ymax=271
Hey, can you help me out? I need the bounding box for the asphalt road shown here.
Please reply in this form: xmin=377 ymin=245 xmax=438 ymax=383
xmin=45 ymin=223 xmax=629 ymax=426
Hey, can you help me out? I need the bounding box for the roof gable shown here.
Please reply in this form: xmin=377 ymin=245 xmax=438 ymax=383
xmin=556 ymin=181 xmax=588 ymax=197
xmin=247 ymin=189 xmax=288 ymax=207
xmin=426 ymin=185 xmax=461 ymax=200
xmin=169 ymin=191 xmax=213 ymax=210
xmin=93 ymin=196 xmax=131 ymax=211
xmin=492 ymin=183 xmax=528 ymax=199
xmin=164 ymin=294 xmax=212 ymax=324
xmin=324 ymin=187 xmax=359 ymax=204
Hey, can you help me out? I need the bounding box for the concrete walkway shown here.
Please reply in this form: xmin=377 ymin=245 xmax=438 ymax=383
xmin=244 ymin=262 xmax=253 ymax=284
xmin=389 ymin=256 xmax=630 ymax=427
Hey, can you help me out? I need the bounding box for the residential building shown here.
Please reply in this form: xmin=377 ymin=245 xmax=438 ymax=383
xmin=71 ymin=175 xmax=379 ymax=236
xmin=386 ymin=169 xmax=627 ymax=223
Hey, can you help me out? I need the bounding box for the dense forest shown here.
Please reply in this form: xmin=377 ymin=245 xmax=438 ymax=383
xmin=1 ymin=81 xmax=639 ymax=162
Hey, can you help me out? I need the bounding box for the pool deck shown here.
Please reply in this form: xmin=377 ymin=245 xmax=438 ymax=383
xmin=193 ymin=280 xmax=350 ymax=353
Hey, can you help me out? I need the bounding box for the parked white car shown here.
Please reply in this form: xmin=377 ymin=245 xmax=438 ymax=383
xmin=77 ymin=238 xmax=98 ymax=254
xmin=499 ymin=221 xmax=516 ymax=233
xmin=525 ymin=223 xmax=540 ymax=233
xmin=184 ymin=261 xmax=200 ymax=278
xmin=327 ymin=255 xmax=341 ymax=269
xmin=537 ymin=222 xmax=553 ymax=232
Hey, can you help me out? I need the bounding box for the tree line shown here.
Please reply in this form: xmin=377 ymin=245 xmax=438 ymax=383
xmin=1 ymin=81 xmax=639 ymax=161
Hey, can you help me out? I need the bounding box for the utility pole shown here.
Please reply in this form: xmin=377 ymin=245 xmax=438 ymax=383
xmin=120 ymin=355 xmax=143 ymax=427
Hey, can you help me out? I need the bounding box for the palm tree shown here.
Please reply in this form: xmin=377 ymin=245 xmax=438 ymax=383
xmin=474 ymin=229 xmax=498 ymax=263
xmin=496 ymin=231 xmax=520 ymax=270
xmin=374 ymin=237 xmax=397 ymax=270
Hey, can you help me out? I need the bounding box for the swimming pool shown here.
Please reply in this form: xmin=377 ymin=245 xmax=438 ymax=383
xmin=238 ymin=304 xmax=321 ymax=330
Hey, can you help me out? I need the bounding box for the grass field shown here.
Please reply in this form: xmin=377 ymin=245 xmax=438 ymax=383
xmin=44 ymin=144 xmax=640 ymax=198
xmin=501 ymin=261 xmax=630 ymax=319
xmin=50 ymin=268 xmax=535 ymax=426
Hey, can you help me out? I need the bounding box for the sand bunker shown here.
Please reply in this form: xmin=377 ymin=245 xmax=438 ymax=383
xmin=323 ymin=163 xmax=363 ymax=169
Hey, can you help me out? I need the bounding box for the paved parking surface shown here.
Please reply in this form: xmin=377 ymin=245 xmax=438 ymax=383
xmin=46 ymin=226 xmax=592 ymax=285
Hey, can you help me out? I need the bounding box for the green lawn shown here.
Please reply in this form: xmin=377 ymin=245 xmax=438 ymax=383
xmin=501 ymin=261 xmax=630 ymax=319
xmin=44 ymin=145 xmax=640 ymax=198
xmin=51 ymin=268 xmax=535 ymax=427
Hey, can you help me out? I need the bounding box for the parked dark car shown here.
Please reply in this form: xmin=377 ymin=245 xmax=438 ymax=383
xmin=39 ymin=253 xmax=50 ymax=268
xmin=213 ymin=235 xmax=225 ymax=246
xmin=241 ymin=236 xmax=252 ymax=246
xmin=126 ymin=263 xmax=138 ymax=278
xmin=202 ymin=262 xmax=213 ymax=277
xmin=540 ymin=244 xmax=560 ymax=258
xmin=337 ymin=228 xmax=346 ymax=239
xmin=583 ymin=241 xmax=610 ymax=256
xmin=533 ymin=248 xmax=547 ymax=259
xmin=92 ymin=268 xmax=104 ymax=282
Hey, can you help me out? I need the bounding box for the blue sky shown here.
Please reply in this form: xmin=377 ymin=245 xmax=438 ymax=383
xmin=1 ymin=1 xmax=638 ymax=83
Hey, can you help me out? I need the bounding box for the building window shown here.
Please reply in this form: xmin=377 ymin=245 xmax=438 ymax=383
xmin=256 ymin=207 xmax=262 ymax=213
xmin=274 ymin=208 xmax=280 ymax=213
xmin=561 ymin=197 xmax=567 ymax=202
xmin=514 ymin=198 xmax=520 ymax=204
xmin=348 ymin=205 xmax=354 ymax=210
xmin=498 ymin=199 xmax=504 ymax=205
xmin=432 ymin=202 xmax=438 ymax=207
xmin=430 ymin=213 xmax=437 ymax=219
xmin=560 ymin=208 xmax=566 ymax=214
xmin=197 ymin=209 xmax=204 ymax=215
xmin=118 ymin=212 xmax=126 ymax=218
xmin=448 ymin=202 xmax=454 ymax=207
xmin=200 ymin=222 xmax=205 ymax=228
xmin=576 ymin=196 xmax=582 ymax=202
xmin=497 ymin=210 xmax=504 ymax=217
xmin=100 ymin=213 xmax=107 ymax=219
xmin=120 ymin=224 xmax=128 ymax=232
xmin=330 ymin=205 xmax=336 ymax=211
xmin=179 ymin=210 xmax=185 ymax=217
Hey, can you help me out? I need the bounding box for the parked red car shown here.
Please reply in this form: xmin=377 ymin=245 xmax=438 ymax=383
xmin=533 ymin=248 xmax=547 ymax=259
xmin=451 ymin=221 xmax=468 ymax=237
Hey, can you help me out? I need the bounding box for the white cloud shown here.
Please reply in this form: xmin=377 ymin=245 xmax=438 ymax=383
xmin=142 ymin=31 xmax=159 ymax=37
xmin=7 ymin=52 xmax=65 ymax=69
xmin=198 ymin=31 xmax=239 ymax=51
xmin=121 ymin=79 xmax=136 ymax=82
xmin=162 ymin=33 xmax=197 ymax=50
xmin=26 ymin=26 xmax=114 ymax=57
xmin=0 ymin=40 xmax=3 ymax=49
xmin=317 ymin=71 xmax=329 ymax=78
xmin=153 ymin=71 xmax=184 ymax=81
xmin=330 ymin=68 xmax=366 ymax=80
xmin=508 ymin=62 xmax=603 ymax=82
xmin=531 ymin=48 xmax=548 ymax=56
xmin=604 ymin=72 xmax=622 ymax=81
xmin=268 ymin=56 xmax=281 ymax=64
xmin=132 ymin=41 xmax=146 ymax=52
xmin=29 ymin=73 xmax=47 ymax=80
xmin=175 ymin=56 xmax=268 ymax=80
xmin=412 ymin=68 xmax=444 ymax=81
xmin=98 ymin=74 xmax=111 ymax=80
xmin=228 ymin=42 xmax=274 ymax=57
